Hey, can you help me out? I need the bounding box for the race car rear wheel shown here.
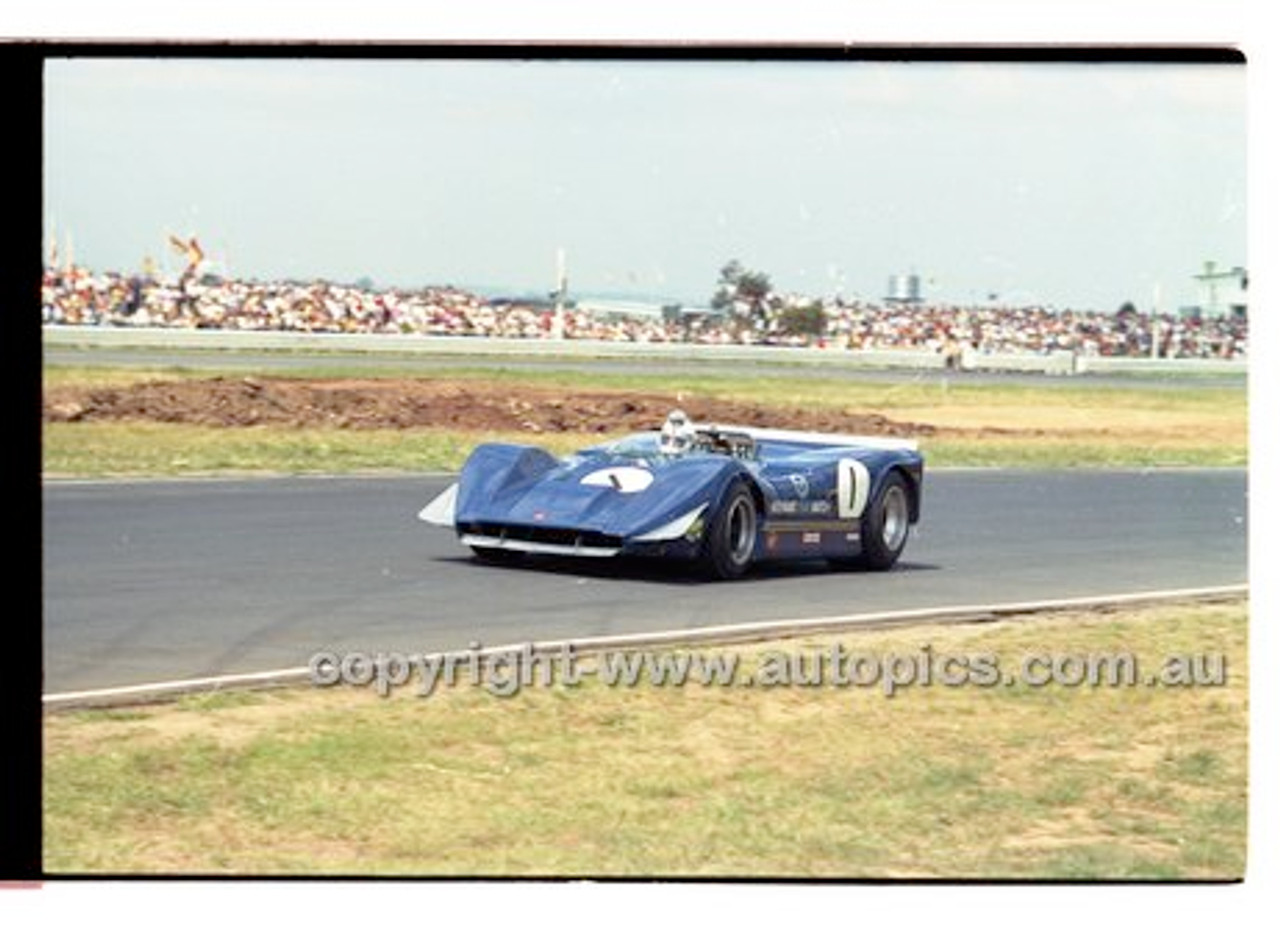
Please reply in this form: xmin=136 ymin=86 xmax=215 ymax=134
xmin=857 ymin=470 xmax=911 ymax=570
xmin=704 ymin=481 xmax=758 ymax=580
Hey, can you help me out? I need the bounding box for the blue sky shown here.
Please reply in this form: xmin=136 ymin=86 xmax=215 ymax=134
xmin=44 ymin=56 xmax=1245 ymax=311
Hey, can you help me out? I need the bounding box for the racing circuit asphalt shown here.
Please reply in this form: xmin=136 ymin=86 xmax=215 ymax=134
xmin=43 ymin=469 xmax=1247 ymax=694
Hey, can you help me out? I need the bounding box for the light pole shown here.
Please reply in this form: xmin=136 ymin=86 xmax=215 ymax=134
xmin=551 ymin=247 xmax=567 ymax=340
xmin=1150 ymin=282 xmax=1161 ymax=359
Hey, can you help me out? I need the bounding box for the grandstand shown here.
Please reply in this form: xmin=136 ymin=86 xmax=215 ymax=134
xmin=41 ymin=265 xmax=1247 ymax=361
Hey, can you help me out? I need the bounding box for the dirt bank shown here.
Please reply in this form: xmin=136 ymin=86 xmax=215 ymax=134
xmin=43 ymin=376 xmax=943 ymax=436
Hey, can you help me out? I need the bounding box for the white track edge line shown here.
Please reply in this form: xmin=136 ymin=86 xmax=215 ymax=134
xmin=42 ymin=584 xmax=1248 ymax=710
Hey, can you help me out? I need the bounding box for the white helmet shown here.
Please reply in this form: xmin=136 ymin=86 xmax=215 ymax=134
xmin=659 ymin=409 xmax=696 ymax=455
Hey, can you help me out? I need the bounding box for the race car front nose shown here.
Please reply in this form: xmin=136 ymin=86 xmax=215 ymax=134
xmin=418 ymin=483 xmax=458 ymax=527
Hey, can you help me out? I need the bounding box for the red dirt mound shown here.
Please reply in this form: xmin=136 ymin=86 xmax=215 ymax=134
xmin=43 ymin=376 xmax=939 ymax=437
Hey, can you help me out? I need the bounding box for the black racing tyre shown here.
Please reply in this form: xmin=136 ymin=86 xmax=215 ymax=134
xmin=703 ymin=481 xmax=759 ymax=580
xmin=857 ymin=470 xmax=912 ymax=570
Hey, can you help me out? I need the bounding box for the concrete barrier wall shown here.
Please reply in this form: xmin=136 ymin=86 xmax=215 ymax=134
xmin=960 ymin=349 xmax=1078 ymax=376
xmin=41 ymin=325 xmax=1246 ymax=377
xmin=41 ymin=324 xmax=947 ymax=368
xmin=1075 ymin=355 xmax=1246 ymax=376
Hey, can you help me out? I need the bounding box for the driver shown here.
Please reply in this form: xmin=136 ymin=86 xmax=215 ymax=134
xmin=658 ymin=409 xmax=697 ymax=456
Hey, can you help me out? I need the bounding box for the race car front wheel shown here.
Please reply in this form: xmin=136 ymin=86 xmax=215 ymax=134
xmin=704 ymin=481 xmax=758 ymax=580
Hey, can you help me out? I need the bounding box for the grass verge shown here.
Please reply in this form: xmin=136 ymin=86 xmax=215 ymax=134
xmin=41 ymin=360 xmax=1249 ymax=412
xmin=42 ymin=421 xmax=1248 ymax=477
xmin=42 ymin=363 xmax=1247 ymax=476
xmin=42 ymin=421 xmax=590 ymax=477
xmin=44 ymin=599 xmax=1247 ymax=878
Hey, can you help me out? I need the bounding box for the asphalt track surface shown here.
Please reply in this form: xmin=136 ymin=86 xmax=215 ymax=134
xmin=43 ymin=345 xmax=1247 ymax=391
xmin=43 ymin=469 xmax=1247 ymax=694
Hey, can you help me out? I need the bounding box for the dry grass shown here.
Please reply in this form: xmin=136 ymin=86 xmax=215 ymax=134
xmin=44 ymin=599 xmax=1248 ymax=878
xmin=41 ymin=361 xmax=1247 ymax=476
xmin=41 ymin=420 xmax=595 ymax=478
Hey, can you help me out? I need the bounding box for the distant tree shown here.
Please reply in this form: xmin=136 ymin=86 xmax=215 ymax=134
xmin=777 ymin=302 xmax=827 ymax=339
xmin=710 ymin=260 xmax=740 ymax=311
xmin=712 ymin=260 xmax=774 ymax=333
xmin=354 ymin=276 xmax=376 ymax=292
xmin=1116 ymin=301 xmax=1137 ymax=316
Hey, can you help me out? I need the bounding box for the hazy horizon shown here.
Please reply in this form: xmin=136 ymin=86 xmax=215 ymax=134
xmin=44 ymin=56 xmax=1246 ymax=312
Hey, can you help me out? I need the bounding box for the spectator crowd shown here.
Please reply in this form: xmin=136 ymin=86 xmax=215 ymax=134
xmin=825 ymin=301 xmax=1247 ymax=360
xmin=41 ymin=266 xmax=1247 ymax=361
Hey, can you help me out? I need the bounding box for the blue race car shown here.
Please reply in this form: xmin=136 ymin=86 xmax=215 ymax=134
xmin=419 ymin=410 xmax=924 ymax=579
